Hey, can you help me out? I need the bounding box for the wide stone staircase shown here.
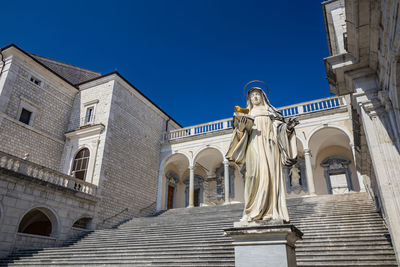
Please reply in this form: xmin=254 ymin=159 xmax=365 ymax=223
xmin=0 ymin=192 xmax=397 ymax=266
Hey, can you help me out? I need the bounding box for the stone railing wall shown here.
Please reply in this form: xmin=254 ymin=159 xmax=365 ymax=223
xmin=163 ymin=96 xmax=346 ymax=142
xmin=278 ymin=96 xmax=345 ymax=117
xmin=0 ymin=151 xmax=97 ymax=195
xmin=14 ymin=233 xmax=57 ymax=252
xmin=163 ymin=118 xmax=233 ymax=142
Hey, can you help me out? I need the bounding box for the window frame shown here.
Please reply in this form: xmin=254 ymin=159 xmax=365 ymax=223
xmin=28 ymin=74 xmax=43 ymax=87
xmin=17 ymin=97 xmax=39 ymax=126
xmin=84 ymin=106 xmax=95 ymax=124
xmin=70 ymin=148 xmax=90 ymax=181
xmin=82 ymin=99 xmax=99 ymax=126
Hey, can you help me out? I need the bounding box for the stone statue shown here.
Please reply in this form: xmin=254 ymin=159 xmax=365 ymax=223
xmin=226 ymin=87 xmax=298 ymax=223
xmin=289 ymin=165 xmax=302 ymax=194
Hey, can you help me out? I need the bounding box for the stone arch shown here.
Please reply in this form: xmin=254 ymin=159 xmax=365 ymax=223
xmin=191 ymin=146 xmax=227 ymax=206
xmin=307 ymin=125 xmax=353 ymax=162
xmin=157 ymin=152 xmax=190 ymax=210
xmin=307 ymin=125 xmax=359 ymax=195
xmin=193 ymin=145 xmax=225 ymax=165
xmin=18 ymin=206 xmax=59 ymax=237
xmin=307 ymin=124 xmax=353 ymax=149
xmin=72 ymin=216 xmax=93 ymax=230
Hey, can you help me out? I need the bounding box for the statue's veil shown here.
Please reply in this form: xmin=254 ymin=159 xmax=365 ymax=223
xmin=246 ymin=87 xmax=284 ymax=120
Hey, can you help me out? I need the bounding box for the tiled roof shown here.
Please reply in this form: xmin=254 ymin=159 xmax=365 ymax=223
xmin=30 ymin=54 xmax=102 ymax=85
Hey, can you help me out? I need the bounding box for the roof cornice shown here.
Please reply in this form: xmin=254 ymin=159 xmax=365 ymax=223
xmin=0 ymin=44 xmax=78 ymax=91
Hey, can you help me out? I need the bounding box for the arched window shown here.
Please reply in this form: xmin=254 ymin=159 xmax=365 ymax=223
xmin=71 ymin=148 xmax=90 ymax=180
xmin=18 ymin=209 xmax=52 ymax=236
xmin=72 ymin=217 xmax=92 ymax=230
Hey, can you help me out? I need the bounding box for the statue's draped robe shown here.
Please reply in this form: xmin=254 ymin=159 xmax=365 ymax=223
xmin=227 ymin=108 xmax=297 ymax=222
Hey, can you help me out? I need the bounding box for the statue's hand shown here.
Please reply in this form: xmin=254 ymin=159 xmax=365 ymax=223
xmin=287 ymin=117 xmax=299 ymax=132
xmin=238 ymin=116 xmax=247 ymax=132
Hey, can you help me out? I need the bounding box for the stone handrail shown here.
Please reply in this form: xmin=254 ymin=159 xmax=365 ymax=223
xmin=0 ymin=151 xmax=97 ymax=195
xmin=163 ymin=96 xmax=346 ymax=142
xmin=277 ymin=96 xmax=346 ymax=117
xmin=163 ymin=118 xmax=233 ymax=141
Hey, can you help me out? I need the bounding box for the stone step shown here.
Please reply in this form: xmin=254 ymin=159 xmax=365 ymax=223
xmin=298 ymin=262 xmax=397 ymax=267
xmin=112 ymin=222 xmax=235 ymax=231
xmin=293 ymin=219 xmax=385 ymax=228
xmin=76 ymin=229 xmax=387 ymax=243
xmin=68 ymin=232 xmax=229 ymax=241
xmin=296 ymin=255 xmax=397 ymax=261
xmin=300 ymin=232 xmax=390 ymax=240
xmin=297 ymin=246 xmax=394 ymax=251
xmin=120 ymin=218 xmax=238 ymax=228
xmin=16 ymin=241 xmax=234 ymax=254
xmin=297 ymin=238 xmax=393 ymax=246
xmin=77 ymin=226 xmax=230 ymax=237
xmin=4 ymin=265 xmax=234 ymax=267
xmin=1 ymin=255 xmax=236 ymax=264
xmin=63 ymin=238 xmax=233 ymax=248
xmin=3 ymin=192 xmax=396 ymax=267
xmin=9 ymin=246 xmax=234 ymax=258
xmin=298 ymin=225 xmax=388 ymax=232
xmin=296 ymin=249 xmax=395 ymax=256
xmin=5 ymin=250 xmax=235 ymax=261
xmin=1 ymin=258 xmax=236 ymax=267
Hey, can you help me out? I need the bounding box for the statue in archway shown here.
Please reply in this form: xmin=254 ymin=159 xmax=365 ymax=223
xmin=226 ymin=85 xmax=298 ymax=223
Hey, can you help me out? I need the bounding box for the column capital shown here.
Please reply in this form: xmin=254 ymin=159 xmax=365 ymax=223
xmin=304 ymin=149 xmax=311 ymax=155
xmin=223 ymin=158 xmax=229 ymax=165
xmin=189 ymin=165 xmax=194 ymax=171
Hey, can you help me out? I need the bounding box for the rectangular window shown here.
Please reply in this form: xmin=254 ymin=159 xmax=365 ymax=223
xmin=19 ymin=108 xmax=32 ymax=125
xmin=85 ymin=107 xmax=94 ymax=124
xmin=30 ymin=76 xmax=42 ymax=87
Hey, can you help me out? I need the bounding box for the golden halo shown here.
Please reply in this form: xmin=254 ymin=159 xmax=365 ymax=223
xmin=243 ymin=80 xmax=269 ymax=98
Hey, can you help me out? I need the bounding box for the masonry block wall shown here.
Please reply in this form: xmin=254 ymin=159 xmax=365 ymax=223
xmin=0 ymin=54 xmax=76 ymax=171
xmin=0 ymin=170 xmax=97 ymax=258
xmin=95 ymin=81 xmax=166 ymax=228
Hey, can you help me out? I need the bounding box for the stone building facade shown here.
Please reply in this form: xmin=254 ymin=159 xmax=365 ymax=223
xmin=323 ymin=0 xmax=400 ymax=260
xmin=0 ymin=44 xmax=180 ymax=257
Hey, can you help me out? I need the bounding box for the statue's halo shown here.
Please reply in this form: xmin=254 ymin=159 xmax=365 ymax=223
xmin=243 ymin=80 xmax=269 ymax=98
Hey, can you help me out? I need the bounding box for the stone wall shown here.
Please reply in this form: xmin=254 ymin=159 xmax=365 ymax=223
xmin=0 ymin=55 xmax=76 ymax=171
xmin=94 ymin=80 xmax=167 ymax=228
xmin=0 ymin=168 xmax=98 ymax=258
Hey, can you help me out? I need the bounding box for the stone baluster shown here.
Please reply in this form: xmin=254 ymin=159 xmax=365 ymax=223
xmin=304 ymin=149 xmax=316 ymax=195
xmin=188 ymin=165 xmax=194 ymax=208
xmin=223 ymin=159 xmax=230 ymax=204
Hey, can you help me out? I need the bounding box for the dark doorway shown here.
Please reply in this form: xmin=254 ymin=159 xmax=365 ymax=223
xmin=194 ymin=188 xmax=200 ymax=207
xmin=167 ymin=185 xmax=174 ymax=209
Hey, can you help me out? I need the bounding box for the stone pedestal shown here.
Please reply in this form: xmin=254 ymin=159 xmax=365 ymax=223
xmin=224 ymin=224 xmax=303 ymax=267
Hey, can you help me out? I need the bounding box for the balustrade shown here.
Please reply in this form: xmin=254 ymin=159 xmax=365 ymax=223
xmin=163 ymin=96 xmax=346 ymax=142
xmin=0 ymin=152 xmax=97 ymax=196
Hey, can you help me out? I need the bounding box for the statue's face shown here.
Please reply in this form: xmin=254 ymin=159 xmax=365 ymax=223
xmin=250 ymin=91 xmax=262 ymax=106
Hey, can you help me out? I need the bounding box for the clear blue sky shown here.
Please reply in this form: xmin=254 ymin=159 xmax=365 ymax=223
xmin=2 ymin=0 xmax=332 ymax=127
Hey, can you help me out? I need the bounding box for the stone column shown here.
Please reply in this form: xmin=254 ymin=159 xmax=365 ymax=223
xmin=304 ymin=149 xmax=316 ymax=195
xmin=188 ymin=165 xmax=194 ymax=208
xmin=223 ymin=159 xmax=230 ymax=204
